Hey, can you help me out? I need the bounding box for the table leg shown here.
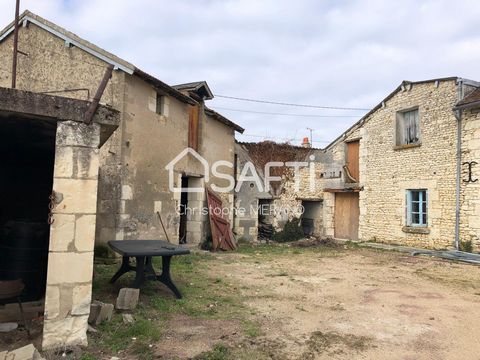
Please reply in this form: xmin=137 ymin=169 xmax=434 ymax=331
xmin=132 ymin=256 xmax=146 ymax=288
xmin=145 ymin=257 xmax=157 ymax=279
xmin=110 ymin=256 xmax=133 ymax=284
xmin=157 ymin=256 xmax=182 ymax=299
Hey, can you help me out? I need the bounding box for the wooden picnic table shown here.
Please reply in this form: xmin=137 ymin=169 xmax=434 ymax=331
xmin=108 ymin=240 xmax=190 ymax=299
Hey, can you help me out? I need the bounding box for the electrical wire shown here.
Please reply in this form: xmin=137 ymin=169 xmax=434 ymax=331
xmin=240 ymin=133 xmax=330 ymax=144
xmin=214 ymin=94 xmax=371 ymax=111
xmin=210 ymin=106 xmax=364 ymax=118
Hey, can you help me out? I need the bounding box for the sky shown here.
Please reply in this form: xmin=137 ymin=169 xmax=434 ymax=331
xmin=1 ymin=0 xmax=479 ymax=147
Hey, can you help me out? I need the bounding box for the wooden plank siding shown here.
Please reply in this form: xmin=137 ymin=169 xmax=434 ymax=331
xmin=188 ymin=105 xmax=199 ymax=150
xmin=346 ymin=140 xmax=360 ymax=182
xmin=334 ymin=192 xmax=359 ymax=240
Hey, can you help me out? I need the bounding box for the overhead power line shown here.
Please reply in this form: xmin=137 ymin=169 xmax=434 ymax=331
xmin=210 ymin=106 xmax=363 ymax=118
xmin=240 ymin=133 xmax=330 ymax=144
xmin=214 ymin=94 xmax=371 ymax=111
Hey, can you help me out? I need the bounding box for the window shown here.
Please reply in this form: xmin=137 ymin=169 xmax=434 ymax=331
xmin=396 ymin=109 xmax=420 ymax=146
xmin=406 ymin=189 xmax=427 ymax=227
xmin=156 ymin=93 xmax=168 ymax=116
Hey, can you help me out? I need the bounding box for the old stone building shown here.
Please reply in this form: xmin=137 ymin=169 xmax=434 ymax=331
xmin=0 ymin=87 xmax=119 ymax=348
xmin=234 ymin=140 xmax=323 ymax=241
xmin=0 ymin=10 xmax=243 ymax=349
xmin=236 ymin=78 xmax=480 ymax=253
xmin=308 ymin=77 xmax=480 ymax=251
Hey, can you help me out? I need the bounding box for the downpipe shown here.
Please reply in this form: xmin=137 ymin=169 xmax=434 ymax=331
xmin=454 ymin=108 xmax=462 ymax=251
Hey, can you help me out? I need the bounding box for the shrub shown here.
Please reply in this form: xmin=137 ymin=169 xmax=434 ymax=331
xmin=459 ymin=240 xmax=473 ymax=253
xmin=272 ymin=217 xmax=304 ymax=243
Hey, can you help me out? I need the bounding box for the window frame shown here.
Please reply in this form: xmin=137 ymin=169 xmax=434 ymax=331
xmin=406 ymin=189 xmax=428 ymax=227
xmin=395 ymin=107 xmax=421 ymax=147
xmin=156 ymin=93 xmax=167 ymax=116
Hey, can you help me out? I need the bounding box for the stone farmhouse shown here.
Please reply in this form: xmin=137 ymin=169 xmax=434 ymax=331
xmin=0 ymin=11 xmax=243 ymax=349
xmin=236 ymin=77 xmax=480 ymax=254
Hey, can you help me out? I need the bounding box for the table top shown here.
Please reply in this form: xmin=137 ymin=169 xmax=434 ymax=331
xmin=108 ymin=240 xmax=191 ymax=257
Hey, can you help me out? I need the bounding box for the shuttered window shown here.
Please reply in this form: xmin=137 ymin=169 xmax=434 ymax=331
xmin=189 ymin=105 xmax=199 ymax=150
xmin=396 ymin=109 xmax=420 ymax=146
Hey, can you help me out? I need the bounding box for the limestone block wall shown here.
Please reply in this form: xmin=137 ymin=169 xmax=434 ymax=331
xmin=460 ymin=109 xmax=480 ymax=250
xmin=42 ymin=121 xmax=101 ymax=349
xmin=323 ymin=80 xmax=459 ymax=248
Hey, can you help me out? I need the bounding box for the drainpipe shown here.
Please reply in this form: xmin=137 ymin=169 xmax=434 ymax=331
xmin=454 ymin=79 xmax=464 ymax=250
xmin=455 ymin=108 xmax=462 ymax=250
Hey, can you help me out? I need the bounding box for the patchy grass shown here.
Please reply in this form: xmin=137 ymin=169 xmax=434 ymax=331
xmin=194 ymin=343 xmax=231 ymax=360
xmin=242 ymin=320 xmax=262 ymax=338
xmin=88 ymin=250 xmax=250 ymax=358
xmin=300 ymin=331 xmax=373 ymax=359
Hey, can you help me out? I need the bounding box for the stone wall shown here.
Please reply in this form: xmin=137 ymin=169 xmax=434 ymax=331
xmin=0 ymin=20 xmax=238 ymax=247
xmin=43 ymin=121 xmax=101 ymax=349
xmin=323 ymin=80 xmax=459 ymax=249
xmin=459 ymin=108 xmax=480 ymax=249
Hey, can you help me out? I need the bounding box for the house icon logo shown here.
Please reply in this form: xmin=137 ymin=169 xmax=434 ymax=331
xmin=165 ymin=148 xmax=210 ymax=193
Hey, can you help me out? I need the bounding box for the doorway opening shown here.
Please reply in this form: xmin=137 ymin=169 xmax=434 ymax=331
xmin=258 ymin=199 xmax=274 ymax=240
xmin=178 ymin=176 xmax=204 ymax=245
xmin=0 ymin=117 xmax=56 ymax=305
xmin=179 ymin=176 xmax=189 ymax=244
xmin=301 ymin=200 xmax=323 ymax=237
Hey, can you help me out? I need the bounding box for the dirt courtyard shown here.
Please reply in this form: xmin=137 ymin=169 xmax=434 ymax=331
xmin=7 ymin=243 xmax=478 ymax=359
xmin=166 ymin=244 xmax=480 ymax=360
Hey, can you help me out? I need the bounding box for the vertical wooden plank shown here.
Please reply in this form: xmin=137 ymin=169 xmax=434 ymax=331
xmin=189 ymin=105 xmax=199 ymax=150
xmin=346 ymin=141 xmax=360 ymax=182
xmin=334 ymin=193 xmax=359 ymax=240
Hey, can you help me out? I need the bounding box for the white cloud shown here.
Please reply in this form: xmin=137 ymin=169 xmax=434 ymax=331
xmin=0 ymin=0 xmax=479 ymax=146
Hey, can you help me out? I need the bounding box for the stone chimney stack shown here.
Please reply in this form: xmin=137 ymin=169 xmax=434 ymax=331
xmin=302 ymin=137 xmax=311 ymax=148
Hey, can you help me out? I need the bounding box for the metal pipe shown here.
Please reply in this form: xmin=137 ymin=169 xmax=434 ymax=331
xmin=84 ymin=64 xmax=114 ymax=124
xmin=41 ymin=88 xmax=90 ymax=99
xmin=454 ymin=78 xmax=464 ymax=250
xmin=11 ymin=0 xmax=20 ymax=89
xmin=455 ymin=109 xmax=462 ymax=250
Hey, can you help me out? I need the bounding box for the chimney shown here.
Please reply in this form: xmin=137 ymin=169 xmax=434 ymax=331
xmin=302 ymin=137 xmax=311 ymax=148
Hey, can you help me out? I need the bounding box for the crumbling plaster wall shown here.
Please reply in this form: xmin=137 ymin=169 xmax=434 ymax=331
xmin=233 ymin=143 xmax=272 ymax=241
xmin=116 ymin=74 xmax=191 ymax=243
xmin=0 ymin=22 xmax=126 ymax=247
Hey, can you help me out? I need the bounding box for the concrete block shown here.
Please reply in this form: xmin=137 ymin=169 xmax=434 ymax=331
xmin=75 ymin=215 xmax=97 ymax=252
xmin=74 ymin=147 xmax=99 ymax=179
xmin=49 ymin=214 xmax=75 ymax=252
xmin=56 ymin=121 xmax=100 ymax=148
xmin=5 ymin=344 xmax=44 ymax=360
xmin=52 ymin=178 xmax=98 ymax=214
xmin=122 ymin=313 xmax=135 ymax=324
xmin=53 ymin=146 xmax=74 ymax=178
xmin=46 ymin=252 xmax=94 ymax=285
xmin=116 ymin=288 xmax=140 ymax=310
xmin=88 ymin=301 xmax=114 ymax=325
xmin=0 ymin=351 xmax=6 ymax=360
xmin=44 ymin=286 xmax=60 ymax=320
xmin=71 ymin=284 xmax=92 ymax=316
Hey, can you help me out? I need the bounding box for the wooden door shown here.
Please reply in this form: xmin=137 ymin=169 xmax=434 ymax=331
xmin=334 ymin=192 xmax=359 ymax=240
xmin=206 ymin=188 xmax=236 ymax=251
xmin=188 ymin=105 xmax=199 ymax=150
xmin=346 ymin=140 xmax=360 ymax=182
